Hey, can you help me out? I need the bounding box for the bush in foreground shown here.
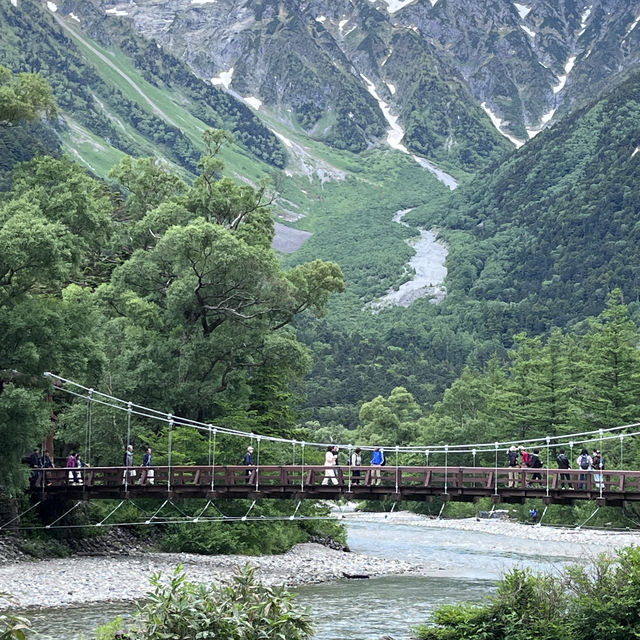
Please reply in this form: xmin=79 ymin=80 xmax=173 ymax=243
xmin=98 ymin=564 xmax=313 ymax=640
xmin=414 ymin=546 xmax=640 ymax=640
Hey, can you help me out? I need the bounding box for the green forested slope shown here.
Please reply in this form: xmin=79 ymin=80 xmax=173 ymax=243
xmin=415 ymin=70 xmax=640 ymax=329
xmin=0 ymin=0 xmax=284 ymax=178
xmin=294 ymin=71 xmax=640 ymax=429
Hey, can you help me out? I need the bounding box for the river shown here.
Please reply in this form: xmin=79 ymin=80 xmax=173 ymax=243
xmin=370 ymin=209 xmax=447 ymax=311
xmin=25 ymin=518 xmax=585 ymax=640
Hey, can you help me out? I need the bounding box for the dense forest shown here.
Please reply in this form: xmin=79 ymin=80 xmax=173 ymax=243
xmin=291 ymin=69 xmax=640 ymax=435
xmin=3 ymin=0 xmax=640 ymax=549
xmin=0 ymin=66 xmax=345 ymax=552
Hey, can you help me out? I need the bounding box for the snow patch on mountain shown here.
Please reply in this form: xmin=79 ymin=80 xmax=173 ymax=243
xmin=360 ymin=74 xmax=457 ymax=189
xmin=46 ymin=1 xmax=57 ymax=11
xmin=632 ymin=147 xmax=639 ymax=158
xmin=521 ymin=24 xmax=536 ymax=38
xmin=211 ymin=67 xmax=234 ymax=89
xmin=339 ymin=18 xmax=349 ymax=32
xmin=315 ymin=15 xmax=326 ymax=23
xmin=192 ymin=0 xmax=217 ymax=4
xmin=553 ymin=56 xmax=576 ymax=93
xmin=481 ymin=102 xmax=524 ymax=148
xmin=623 ymin=15 xmax=640 ymax=41
xmin=10 ymin=0 xmax=17 ymax=6
xmin=360 ymin=74 xmax=405 ymax=150
xmin=386 ymin=82 xmax=396 ymax=95
xmin=244 ymin=96 xmax=262 ymax=110
xmin=578 ymin=6 xmax=592 ymax=36
xmin=513 ymin=3 xmax=531 ymax=19
xmin=369 ymin=0 xmax=418 ymax=15
xmin=105 ymin=6 xmax=128 ymax=16
xmin=69 ymin=12 xmax=80 ymax=22
xmin=527 ymin=106 xmax=556 ymax=138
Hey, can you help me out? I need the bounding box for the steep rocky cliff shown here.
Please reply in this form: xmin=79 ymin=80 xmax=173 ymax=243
xmin=59 ymin=0 xmax=640 ymax=168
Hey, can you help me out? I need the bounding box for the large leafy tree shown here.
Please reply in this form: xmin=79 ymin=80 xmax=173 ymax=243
xmin=0 ymin=65 xmax=56 ymax=126
xmin=93 ymin=133 xmax=344 ymax=447
xmin=0 ymin=156 xmax=111 ymax=490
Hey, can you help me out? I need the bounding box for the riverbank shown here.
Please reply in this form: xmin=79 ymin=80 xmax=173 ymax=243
xmin=1 ymin=513 xmax=638 ymax=611
xmin=0 ymin=541 xmax=423 ymax=610
xmin=342 ymin=511 xmax=640 ymax=555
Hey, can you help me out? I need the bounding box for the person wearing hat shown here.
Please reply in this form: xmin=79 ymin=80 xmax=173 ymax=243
xmin=243 ymin=446 xmax=254 ymax=483
xmin=507 ymin=446 xmax=519 ymax=487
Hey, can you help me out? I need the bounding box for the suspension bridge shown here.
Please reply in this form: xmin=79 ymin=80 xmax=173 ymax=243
xmin=30 ymin=463 xmax=640 ymax=507
xmin=25 ymin=373 xmax=640 ymax=515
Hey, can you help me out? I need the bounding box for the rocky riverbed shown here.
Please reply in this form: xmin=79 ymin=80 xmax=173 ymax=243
xmin=0 ymin=540 xmax=423 ymax=610
xmin=1 ymin=513 xmax=639 ymax=611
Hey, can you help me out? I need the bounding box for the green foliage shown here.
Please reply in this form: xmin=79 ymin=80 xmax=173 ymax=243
xmin=159 ymin=500 xmax=345 ymax=556
xmin=97 ymin=135 xmax=344 ymax=425
xmin=415 ymin=547 xmax=640 ymax=640
xmin=0 ymin=596 xmax=31 ymax=640
xmin=95 ymin=617 xmax=126 ymax=640
xmin=0 ymin=64 xmax=56 ymax=125
xmin=17 ymin=537 xmax=70 ymax=559
xmin=420 ymin=290 xmax=640 ymax=453
xmin=124 ymin=564 xmax=313 ymax=640
xmin=421 ymin=71 xmax=640 ymax=329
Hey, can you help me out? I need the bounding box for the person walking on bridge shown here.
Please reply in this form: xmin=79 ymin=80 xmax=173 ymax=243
xmin=321 ymin=445 xmax=338 ymax=485
xmin=507 ymin=446 xmax=519 ymax=487
xmin=66 ymin=451 xmax=77 ymax=485
xmin=242 ymin=446 xmax=254 ymax=484
xmin=123 ymin=444 xmax=135 ymax=483
xmin=371 ymin=446 xmax=384 ymax=486
xmin=556 ymin=448 xmax=572 ymax=489
xmin=29 ymin=448 xmax=42 ymax=488
xmin=592 ymin=449 xmax=604 ymax=489
xmin=577 ymin=448 xmax=592 ymax=490
xmin=351 ymin=447 xmax=362 ymax=485
xmin=142 ymin=447 xmax=154 ymax=485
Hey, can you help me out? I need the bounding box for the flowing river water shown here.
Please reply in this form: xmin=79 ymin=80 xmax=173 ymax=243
xmin=25 ymin=518 xmax=587 ymax=640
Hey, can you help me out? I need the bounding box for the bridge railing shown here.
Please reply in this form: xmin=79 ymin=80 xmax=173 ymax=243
xmin=33 ymin=465 xmax=640 ymax=494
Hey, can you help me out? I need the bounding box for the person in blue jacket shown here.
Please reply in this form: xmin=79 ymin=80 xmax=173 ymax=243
xmin=371 ymin=447 xmax=384 ymax=485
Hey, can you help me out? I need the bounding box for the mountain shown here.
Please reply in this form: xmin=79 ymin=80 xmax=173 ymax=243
xmin=66 ymin=0 xmax=640 ymax=166
xmin=5 ymin=0 xmax=640 ymax=429
xmin=395 ymin=0 xmax=640 ymax=142
xmin=412 ymin=68 xmax=640 ymax=330
xmin=69 ymin=0 xmax=513 ymax=170
xmin=0 ymin=0 xmax=286 ymax=180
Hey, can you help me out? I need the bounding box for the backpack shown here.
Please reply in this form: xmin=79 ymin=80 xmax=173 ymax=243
xmin=530 ymin=455 xmax=543 ymax=469
xmin=556 ymin=453 xmax=569 ymax=469
xmin=579 ymin=456 xmax=590 ymax=470
xmin=507 ymin=451 xmax=519 ymax=466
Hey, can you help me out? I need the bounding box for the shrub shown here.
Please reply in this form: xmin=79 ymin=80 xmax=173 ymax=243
xmin=120 ymin=564 xmax=313 ymax=640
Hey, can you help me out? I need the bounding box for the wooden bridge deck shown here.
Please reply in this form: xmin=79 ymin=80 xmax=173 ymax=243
xmin=30 ymin=465 xmax=640 ymax=506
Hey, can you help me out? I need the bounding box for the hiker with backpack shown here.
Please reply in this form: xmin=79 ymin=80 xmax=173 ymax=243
xmin=556 ymin=448 xmax=572 ymax=489
xmin=528 ymin=448 xmax=543 ymax=487
xmin=577 ymin=448 xmax=592 ymax=489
